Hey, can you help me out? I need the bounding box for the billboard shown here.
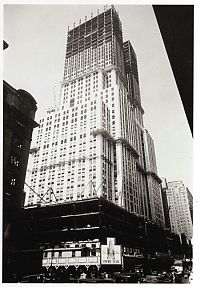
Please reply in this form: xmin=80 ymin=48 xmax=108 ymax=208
xmin=101 ymin=238 xmax=122 ymax=265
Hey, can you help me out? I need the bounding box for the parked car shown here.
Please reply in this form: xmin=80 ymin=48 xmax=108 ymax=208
xmin=174 ymin=271 xmax=183 ymax=283
xmin=21 ymin=274 xmax=45 ymax=283
xmin=156 ymin=272 xmax=173 ymax=283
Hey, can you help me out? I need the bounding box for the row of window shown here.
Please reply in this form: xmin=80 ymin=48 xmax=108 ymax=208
xmin=44 ymin=247 xmax=98 ymax=258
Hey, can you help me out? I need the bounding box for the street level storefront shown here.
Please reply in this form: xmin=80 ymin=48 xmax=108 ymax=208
xmin=41 ymin=238 xmax=122 ymax=279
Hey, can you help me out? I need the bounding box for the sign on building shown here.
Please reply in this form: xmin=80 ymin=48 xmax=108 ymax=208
xmin=101 ymin=238 xmax=122 ymax=265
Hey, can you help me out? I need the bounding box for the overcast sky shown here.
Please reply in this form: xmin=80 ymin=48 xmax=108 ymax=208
xmin=3 ymin=3 xmax=193 ymax=191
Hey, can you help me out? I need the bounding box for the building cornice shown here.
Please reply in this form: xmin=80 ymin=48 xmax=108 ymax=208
xmin=147 ymin=171 xmax=162 ymax=184
xmin=4 ymin=102 xmax=39 ymax=129
xmin=91 ymin=128 xmax=115 ymax=143
xmin=136 ymin=162 xmax=147 ymax=175
xmin=127 ymin=92 xmax=144 ymax=114
xmin=116 ymin=137 xmax=140 ymax=159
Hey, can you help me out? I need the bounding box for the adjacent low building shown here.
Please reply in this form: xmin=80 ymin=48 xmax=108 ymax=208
xmin=165 ymin=180 xmax=193 ymax=241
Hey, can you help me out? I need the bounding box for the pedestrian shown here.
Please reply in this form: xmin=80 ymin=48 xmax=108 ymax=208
xmin=171 ymin=271 xmax=175 ymax=283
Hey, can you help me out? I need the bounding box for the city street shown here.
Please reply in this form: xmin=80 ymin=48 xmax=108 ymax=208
xmin=145 ymin=273 xmax=190 ymax=284
xmin=17 ymin=269 xmax=192 ymax=283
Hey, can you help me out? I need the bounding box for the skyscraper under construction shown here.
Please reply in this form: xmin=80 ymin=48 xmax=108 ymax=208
xmin=25 ymin=5 xmax=164 ymax=227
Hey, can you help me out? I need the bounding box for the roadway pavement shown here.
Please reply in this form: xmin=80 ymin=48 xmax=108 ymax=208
xmin=145 ymin=274 xmax=190 ymax=284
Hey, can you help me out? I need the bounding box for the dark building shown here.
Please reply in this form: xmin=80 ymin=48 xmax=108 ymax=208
xmin=3 ymin=40 xmax=9 ymax=50
xmin=153 ymin=5 xmax=193 ymax=135
xmin=3 ymin=77 xmax=38 ymax=281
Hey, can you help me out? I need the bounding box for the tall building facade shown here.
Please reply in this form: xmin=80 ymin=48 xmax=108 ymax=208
xmin=24 ymin=6 xmax=164 ymax=226
xmin=143 ymin=129 xmax=164 ymax=226
xmin=166 ymin=180 xmax=193 ymax=240
xmin=161 ymin=178 xmax=171 ymax=229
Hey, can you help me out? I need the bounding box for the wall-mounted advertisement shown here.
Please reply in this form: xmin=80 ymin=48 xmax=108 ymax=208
xmin=101 ymin=238 xmax=122 ymax=265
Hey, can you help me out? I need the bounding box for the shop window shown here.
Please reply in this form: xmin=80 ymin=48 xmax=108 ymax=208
xmin=81 ymin=247 xmax=90 ymax=257
xmin=91 ymin=249 xmax=96 ymax=256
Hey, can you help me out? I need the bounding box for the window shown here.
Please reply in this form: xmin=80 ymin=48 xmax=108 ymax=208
xmin=16 ymin=120 xmax=25 ymax=129
xmin=72 ymin=250 xmax=75 ymax=257
xmin=10 ymin=155 xmax=20 ymax=167
xmin=10 ymin=178 xmax=16 ymax=186
xmin=70 ymin=98 xmax=75 ymax=107
xmin=14 ymin=137 xmax=23 ymax=150
xmin=81 ymin=247 xmax=90 ymax=257
xmin=91 ymin=249 xmax=96 ymax=256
